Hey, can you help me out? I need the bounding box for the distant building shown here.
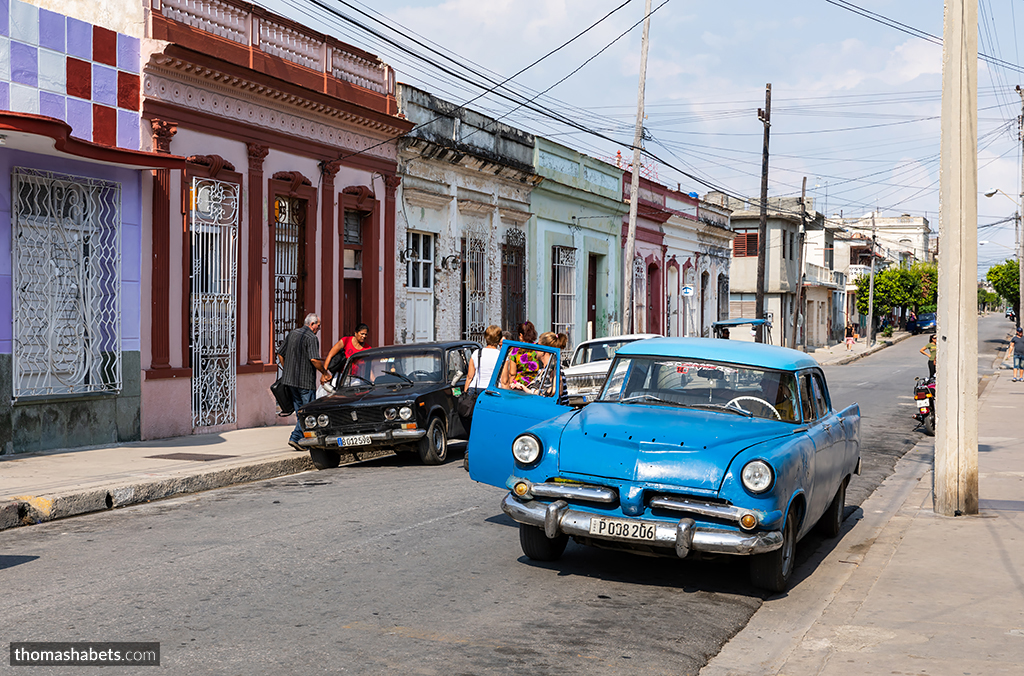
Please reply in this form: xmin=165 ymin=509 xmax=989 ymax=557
xmin=708 ymin=194 xmax=835 ymax=347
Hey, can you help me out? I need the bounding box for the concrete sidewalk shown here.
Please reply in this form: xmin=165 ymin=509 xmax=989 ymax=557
xmin=0 ymin=424 xmax=392 ymax=531
xmin=701 ymin=362 xmax=1024 ymax=674
xmin=808 ymin=329 xmax=913 ymax=366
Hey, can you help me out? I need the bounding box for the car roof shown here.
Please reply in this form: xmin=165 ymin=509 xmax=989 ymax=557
xmin=712 ymin=318 xmax=771 ymax=328
xmin=616 ymin=337 xmax=820 ymax=371
xmin=574 ymin=333 xmax=660 ymax=348
xmin=354 ymin=341 xmax=477 ymax=357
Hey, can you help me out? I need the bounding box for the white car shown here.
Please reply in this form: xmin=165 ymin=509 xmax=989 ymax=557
xmin=563 ymin=334 xmax=660 ymax=400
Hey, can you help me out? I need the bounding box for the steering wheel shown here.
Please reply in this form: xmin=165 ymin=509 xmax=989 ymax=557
xmin=725 ymin=396 xmax=781 ymax=420
xmin=408 ymin=370 xmax=433 ymax=381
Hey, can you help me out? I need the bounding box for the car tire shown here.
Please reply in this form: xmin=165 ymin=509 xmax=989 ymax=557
xmin=518 ymin=523 xmax=569 ymax=561
xmin=816 ymin=479 xmax=846 ymax=538
xmin=750 ymin=506 xmax=798 ymax=593
xmin=923 ymin=412 xmax=935 ymax=437
xmin=417 ymin=417 xmax=448 ymax=465
xmin=310 ymin=448 xmax=342 ymax=470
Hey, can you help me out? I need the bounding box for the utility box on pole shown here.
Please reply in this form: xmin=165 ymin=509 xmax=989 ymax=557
xmin=936 ymin=0 xmax=979 ymax=516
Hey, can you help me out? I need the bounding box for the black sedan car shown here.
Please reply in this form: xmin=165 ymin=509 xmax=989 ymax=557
xmin=296 ymin=341 xmax=478 ymax=469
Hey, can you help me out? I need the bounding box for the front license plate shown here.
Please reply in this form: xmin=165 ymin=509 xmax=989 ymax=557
xmin=589 ymin=516 xmax=657 ymax=541
xmin=338 ymin=434 xmax=371 ymax=447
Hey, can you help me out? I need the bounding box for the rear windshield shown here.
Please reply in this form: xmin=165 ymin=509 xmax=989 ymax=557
xmin=571 ymin=339 xmax=637 ymax=366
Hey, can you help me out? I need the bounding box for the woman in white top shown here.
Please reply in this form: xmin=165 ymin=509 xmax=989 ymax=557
xmin=465 ymin=324 xmax=503 ymax=391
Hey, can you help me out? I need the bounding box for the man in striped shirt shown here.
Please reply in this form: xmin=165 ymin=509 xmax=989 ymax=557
xmin=280 ymin=313 xmax=329 ymax=449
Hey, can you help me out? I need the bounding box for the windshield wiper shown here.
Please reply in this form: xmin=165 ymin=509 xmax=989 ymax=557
xmin=685 ymin=403 xmax=753 ymax=417
xmin=344 ymin=375 xmax=373 ymax=387
xmin=619 ymin=393 xmax=677 ymax=406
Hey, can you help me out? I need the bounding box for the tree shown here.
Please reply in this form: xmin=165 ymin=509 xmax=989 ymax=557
xmin=986 ymin=260 xmax=1019 ymax=318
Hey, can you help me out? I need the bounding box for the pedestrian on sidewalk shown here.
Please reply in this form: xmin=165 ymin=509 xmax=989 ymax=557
xmin=920 ymin=334 xmax=937 ymax=379
xmin=845 ymin=323 xmax=855 ymax=351
xmin=280 ymin=313 xmax=329 ymax=450
xmin=461 ymin=325 xmax=503 ymax=430
xmin=1009 ymin=327 xmax=1024 ymax=381
xmin=322 ymin=323 xmax=372 ymax=383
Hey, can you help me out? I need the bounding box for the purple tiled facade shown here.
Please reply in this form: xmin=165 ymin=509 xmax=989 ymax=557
xmin=2 ymin=0 xmax=141 ymax=150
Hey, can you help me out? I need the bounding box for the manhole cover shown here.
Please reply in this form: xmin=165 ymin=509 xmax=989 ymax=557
xmin=145 ymin=453 xmax=238 ymax=462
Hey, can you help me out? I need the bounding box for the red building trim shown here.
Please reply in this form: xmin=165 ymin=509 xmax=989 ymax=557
xmin=245 ymin=143 xmax=270 ymax=367
xmin=320 ymin=161 xmax=341 ymax=350
xmin=0 ymin=111 xmax=185 ymax=168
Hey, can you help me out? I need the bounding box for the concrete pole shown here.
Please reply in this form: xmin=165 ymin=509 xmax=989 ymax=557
xmin=754 ymin=84 xmax=772 ymax=343
xmin=866 ymin=213 xmax=876 ymax=347
xmin=1017 ymin=86 xmax=1024 ymax=329
xmin=622 ymin=0 xmax=653 ymax=335
xmin=935 ymin=0 xmax=979 ymax=516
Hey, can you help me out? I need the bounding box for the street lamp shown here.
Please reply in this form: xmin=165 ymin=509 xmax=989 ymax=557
xmin=983 ymin=189 xmax=1023 ymax=328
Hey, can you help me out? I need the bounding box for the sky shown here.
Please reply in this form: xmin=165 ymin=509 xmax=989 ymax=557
xmin=260 ymin=0 xmax=1024 ymax=278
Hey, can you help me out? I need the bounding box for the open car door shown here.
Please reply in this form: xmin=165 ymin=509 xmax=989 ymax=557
xmin=467 ymin=341 xmax=571 ymax=488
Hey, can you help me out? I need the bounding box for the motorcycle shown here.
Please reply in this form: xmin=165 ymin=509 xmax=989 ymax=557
xmin=913 ymin=376 xmax=935 ymax=436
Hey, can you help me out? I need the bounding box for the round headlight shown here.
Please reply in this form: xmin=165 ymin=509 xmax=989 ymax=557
xmin=384 ymin=407 xmax=397 ymax=421
xmin=512 ymin=434 xmax=542 ymax=465
xmin=317 ymin=414 xmax=330 ymax=427
xmin=741 ymin=460 xmax=774 ymax=493
xmin=304 ymin=416 xmax=317 ymax=430
xmin=399 ymin=406 xmax=413 ymax=421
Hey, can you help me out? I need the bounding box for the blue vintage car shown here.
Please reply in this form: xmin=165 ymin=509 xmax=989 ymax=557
xmin=467 ymin=337 xmax=861 ymax=592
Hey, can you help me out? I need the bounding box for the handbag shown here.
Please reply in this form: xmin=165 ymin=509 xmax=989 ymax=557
xmin=271 ymin=377 xmax=294 ymax=416
xmin=458 ymin=389 xmax=480 ymax=419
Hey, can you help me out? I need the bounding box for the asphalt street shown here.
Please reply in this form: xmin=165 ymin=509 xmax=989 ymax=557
xmin=1 ymin=315 xmax=1010 ymax=676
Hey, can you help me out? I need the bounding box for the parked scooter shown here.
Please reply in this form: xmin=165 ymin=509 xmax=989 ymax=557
xmin=913 ymin=376 xmax=936 ymax=436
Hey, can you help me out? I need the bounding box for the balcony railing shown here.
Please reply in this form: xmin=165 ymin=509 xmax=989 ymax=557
xmin=148 ymin=0 xmax=394 ymax=96
xmin=804 ymin=262 xmax=837 ymax=287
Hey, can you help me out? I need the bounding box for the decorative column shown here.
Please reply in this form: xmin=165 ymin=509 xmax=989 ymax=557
xmin=383 ymin=174 xmax=401 ymax=345
xmin=150 ymin=118 xmax=177 ymax=370
xmin=245 ymin=143 xmax=269 ymax=366
xmin=320 ymin=160 xmax=341 ymax=351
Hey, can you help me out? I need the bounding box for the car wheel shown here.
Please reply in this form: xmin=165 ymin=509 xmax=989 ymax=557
xmin=750 ymin=506 xmax=798 ymax=593
xmin=418 ymin=417 xmax=448 ymax=465
xmin=923 ymin=412 xmax=935 ymax=437
xmin=518 ymin=523 xmax=569 ymax=561
xmin=816 ymin=479 xmax=846 ymax=538
xmin=309 ymin=448 xmax=341 ymax=470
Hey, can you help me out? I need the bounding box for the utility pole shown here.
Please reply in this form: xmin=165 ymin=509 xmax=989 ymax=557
xmin=622 ymin=0 xmax=653 ymax=335
xmin=935 ymin=0 xmax=978 ymax=517
xmin=866 ymin=212 xmax=876 ymax=347
xmin=754 ymin=84 xmax=771 ymax=343
xmin=1016 ymin=85 xmax=1024 ymax=329
xmin=790 ymin=177 xmax=807 ymax=350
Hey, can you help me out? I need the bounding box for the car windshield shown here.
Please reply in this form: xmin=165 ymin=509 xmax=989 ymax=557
xmin=571 ymin=339 xmax=637 ymax=366
xmin=341 ymin=351 xmax=442 ymax=387
xmin=598 ymin=355 xmax=801 ymax=423
xmin=919 ymin=313 xmax=935 ymax=321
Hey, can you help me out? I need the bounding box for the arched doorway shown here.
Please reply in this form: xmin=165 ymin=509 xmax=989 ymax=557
xmin=700 ymin=270 xmax=710 ymax=337
xmin=646 ymin=262 xmax=661 ymax=334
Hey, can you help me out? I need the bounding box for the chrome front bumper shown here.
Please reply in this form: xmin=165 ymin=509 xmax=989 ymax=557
xmin=296 ymin=428 xmax=426 ymax=448
xmin=501 ymin=494 xmax=783 ymax=558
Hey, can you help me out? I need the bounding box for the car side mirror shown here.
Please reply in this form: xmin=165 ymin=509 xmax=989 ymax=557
xmin=566 ymin=395 xmax=589 ymax=408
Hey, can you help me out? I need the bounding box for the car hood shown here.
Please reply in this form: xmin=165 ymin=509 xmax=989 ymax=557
xmin=299 ymin=382 xmax=438 ymax=413
xmin=556 ymin=402 xmax=794 ymax=492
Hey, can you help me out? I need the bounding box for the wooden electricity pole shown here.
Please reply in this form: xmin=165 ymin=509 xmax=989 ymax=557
xmin=622 ymin=0 xmax=653 ymax=335
xmin=754 ymin=84 xmax=772 ymax=343
xmin=935 ymin=0 xmax=978 ymax=516
xmin=790 ymin=177 xmax=807 ymax=349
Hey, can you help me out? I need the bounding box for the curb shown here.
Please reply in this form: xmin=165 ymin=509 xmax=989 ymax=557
xmin=817 ymin=331 xmax=914 ymax=366
xmin=1 ymin=454 xmax=315 ymax=532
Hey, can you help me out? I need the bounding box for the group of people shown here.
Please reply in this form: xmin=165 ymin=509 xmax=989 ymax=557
xmin=277 ymin=314 xmax=373 ymax=450
xmin=458 ymin=321 xmax=569 ymax=429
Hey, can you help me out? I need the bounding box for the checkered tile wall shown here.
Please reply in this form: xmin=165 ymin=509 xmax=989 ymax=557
xmin=0 ymin=0 xmax=141 ymax=150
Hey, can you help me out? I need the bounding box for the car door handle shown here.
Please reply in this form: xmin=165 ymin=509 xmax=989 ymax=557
xmin=484 ymin=390 xmax=500 ymax=397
